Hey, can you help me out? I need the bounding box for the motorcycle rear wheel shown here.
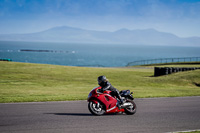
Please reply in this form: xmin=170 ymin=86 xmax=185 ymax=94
xmin=88 ymin=101 xmax=105 ymax=116
xmin=124 ymin=99 xmax=137 ymax=115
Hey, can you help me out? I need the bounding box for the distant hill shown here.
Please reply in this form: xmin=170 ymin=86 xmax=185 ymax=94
xmin=0 ymin=26 xmax=200 ymax=46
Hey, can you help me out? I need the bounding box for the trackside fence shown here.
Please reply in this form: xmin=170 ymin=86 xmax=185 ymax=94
xmin=126 ymin=57 xmax=200 ymax=66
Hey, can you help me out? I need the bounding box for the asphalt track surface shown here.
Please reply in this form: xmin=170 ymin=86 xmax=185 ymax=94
xmin=0 ymin=97 xmax=200 ymax=133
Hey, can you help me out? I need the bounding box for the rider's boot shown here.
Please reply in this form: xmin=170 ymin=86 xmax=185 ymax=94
xmin=117 ymin=98 xmax=124 ymax=108
xmin=116 ymin=90 xmax=124 ymax=108
xmin=120 ymin=99 xmax=124 ymax=105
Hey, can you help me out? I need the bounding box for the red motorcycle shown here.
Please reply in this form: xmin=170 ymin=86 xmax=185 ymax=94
xmin=87 ymin=86 xmax=137 ymax=116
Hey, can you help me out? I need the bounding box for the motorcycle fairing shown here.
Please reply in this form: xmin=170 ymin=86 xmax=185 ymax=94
xmin=88 ymin=86 xmax=125 ymax=113
xmin=96 ymin=93 xmax=117 ymax=111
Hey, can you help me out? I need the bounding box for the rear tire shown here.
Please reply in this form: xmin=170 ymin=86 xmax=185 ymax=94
xmin=124 ymin=99 xmax=137 ymax=115
xmin=88 ymin=101 xmax=105 ymax=116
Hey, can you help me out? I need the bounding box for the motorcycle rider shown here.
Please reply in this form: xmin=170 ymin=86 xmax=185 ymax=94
xmin=97 ymin=75 xmax=124 ymax=106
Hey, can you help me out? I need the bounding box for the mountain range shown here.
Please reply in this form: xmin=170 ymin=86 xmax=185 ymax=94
xmin=0 ymin=26 xmax=200 ymax=46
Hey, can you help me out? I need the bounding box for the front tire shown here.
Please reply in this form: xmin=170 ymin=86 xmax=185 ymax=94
xmin=124 ymin=99 xmax=137 ymax=115
xmin=88 ymin=101 xmax=105 ymax=116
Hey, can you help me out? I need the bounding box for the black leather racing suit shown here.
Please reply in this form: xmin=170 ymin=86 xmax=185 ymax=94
xmin=100 ymin=81 xmax=123 ymax=103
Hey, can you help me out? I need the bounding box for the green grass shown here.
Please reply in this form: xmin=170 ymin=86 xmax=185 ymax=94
xmin=0 ymin=61 xmax=200 ymax=103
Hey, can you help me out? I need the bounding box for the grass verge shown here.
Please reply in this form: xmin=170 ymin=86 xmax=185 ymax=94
xmin=0 ymin=62 xmax=200 ymax=103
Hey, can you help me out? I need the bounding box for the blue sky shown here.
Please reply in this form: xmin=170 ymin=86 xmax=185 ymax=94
xmin=0 ymin=0 xmax=200 ymax=37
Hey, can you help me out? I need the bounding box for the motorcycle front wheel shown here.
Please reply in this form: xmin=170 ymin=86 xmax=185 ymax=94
xmin=124 ymin=99 xmax=137 ymax=115
xmin=88 ymin=101 xmax=105 ymax=116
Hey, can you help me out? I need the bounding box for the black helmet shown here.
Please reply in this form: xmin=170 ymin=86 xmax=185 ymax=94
xmin=97 ymin=75 xmax=107 ymax=86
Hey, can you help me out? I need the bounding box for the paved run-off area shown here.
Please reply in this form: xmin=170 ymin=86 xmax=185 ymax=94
xmin=0 ymin=97 xmax=200 ymax=133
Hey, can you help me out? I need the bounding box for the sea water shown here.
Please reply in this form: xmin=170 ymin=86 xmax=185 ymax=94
xmin=0 ymin=41 xmax=200 ymax=67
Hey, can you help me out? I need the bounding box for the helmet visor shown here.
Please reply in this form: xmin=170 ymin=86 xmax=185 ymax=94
xmin=98 ymin=80 xmax=102 ymax=85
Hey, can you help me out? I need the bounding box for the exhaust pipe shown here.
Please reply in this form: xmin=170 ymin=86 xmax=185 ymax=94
xmin=121 ymin=103 xmax=132 ymax=108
